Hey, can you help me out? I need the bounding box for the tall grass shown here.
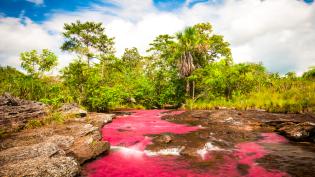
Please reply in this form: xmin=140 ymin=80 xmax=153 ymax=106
xmin=185 ymin=80 xmax=315 ymax=113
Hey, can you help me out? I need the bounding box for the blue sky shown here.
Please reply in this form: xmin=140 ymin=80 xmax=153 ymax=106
xmin=0 ymin=0 xmax=202 ymax=22
xmin=0 ymin=0 xmax=315 ymax=74
xmin=0 ymin=0 xmax=116 ymax=22
xmin=1 ymin=0 xmax=311 ymax=22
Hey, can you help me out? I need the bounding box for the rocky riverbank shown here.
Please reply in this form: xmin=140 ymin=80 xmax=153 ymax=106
xmin=145 ymin=109 xmax=315 ymax=177
xmin=1 ymin=94 xmax=315 ymax=177
xmin=0 ymin=94 xmax=115 ymax=177
xmin=162 ymin=109 xmax=315 ymax=143
xmin=146 ymin=109 xmax=315 ymax=157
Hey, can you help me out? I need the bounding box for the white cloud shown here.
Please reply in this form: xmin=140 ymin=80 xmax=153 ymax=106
xmin=0 ymin=17 xmax=60 ymax=69
xmin=106 ymin=13 xmax=185 ymax=55
xmin=180 ymin=0 xmax=315 ymax=73
xmin=1 ymin=0 xmax=315 ymax=74
xmin=26 ymin=0 xmax=44 ymax=5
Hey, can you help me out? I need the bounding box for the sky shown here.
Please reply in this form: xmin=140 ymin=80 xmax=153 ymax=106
xmin=0 ymin=0 xmax=315 ymax=74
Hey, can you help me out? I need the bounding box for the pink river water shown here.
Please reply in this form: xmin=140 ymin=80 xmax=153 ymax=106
xmin=83 ymin=110 xmax=289 ymax=177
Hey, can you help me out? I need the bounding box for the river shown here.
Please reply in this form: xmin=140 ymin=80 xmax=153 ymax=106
xmin=82 ymin=110 xmax=315 ymax=177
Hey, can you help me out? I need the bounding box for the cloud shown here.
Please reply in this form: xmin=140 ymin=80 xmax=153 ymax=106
xmin=42 ymin=0 xmax=184 ymax=56
xmin=106 ymin=13 xmax=185 ymax=55
xmin=0 ymin=17 xmax=60 ymax=69
xmin=26 ymin=0 xmax=44 ymax=5
xmin=180 ymin=0 xmax=315 ymax=73
xmin=1 ymin=0 xmax=315 ymax=74
xmin=225 ymin=0 xmax=315 ymax=73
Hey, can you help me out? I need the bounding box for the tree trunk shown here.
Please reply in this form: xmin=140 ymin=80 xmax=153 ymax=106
xmin=101 ymin=61 xmax=105 ymax=77
xmin=225 ymin=87 xmax=231 ymax=100
xmin=192 ymin=80 xmax=195 ymax=100
xmin=186 ymin=79 xmax=190 ymax=97
xmin=179 ymin=51 xmax=196 ymax=99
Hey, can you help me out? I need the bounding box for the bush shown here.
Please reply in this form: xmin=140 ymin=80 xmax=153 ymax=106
xmin=25 ymin=120 xmax=43 ymax=129
xmin=44 ymin=112 xmax=65 ymax=124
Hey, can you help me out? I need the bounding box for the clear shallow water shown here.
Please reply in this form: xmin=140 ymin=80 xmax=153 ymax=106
xmin=83 ymin=110 xmax=289 ymax=177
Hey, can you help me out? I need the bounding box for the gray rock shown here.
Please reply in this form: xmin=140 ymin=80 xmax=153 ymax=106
xmin=0 ymin=142 xmax=62 ymax=164
xmin=89 ymin=113 xmax=115 ymax=128
xmin=0 ymin=93 xmax=47 ymax=133
xmin=69 ymin=135 xmax=110 ymax=164
xmin=279 ymin=122 xmax=315 ymax=141
xmin=81 ymin=124 xmax=98 ymax=136
xmin=0 ymin=156 xmax=79 ymax=177
xmin=59 ymin=104 xmax=87 ymax=117
xmin=0 ymin=95 xmax=114 ymax=176
xmin=1 ymin=92 xmax=19 ymax=106
xmin=47 ymin=135 xmax=75 ymax=149
xmin=66 ymin=123 xmax=98 ymax=137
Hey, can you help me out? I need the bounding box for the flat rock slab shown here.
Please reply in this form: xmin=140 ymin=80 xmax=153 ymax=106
xmin=0 ymin=93 xmax=47 ymax=133
xmin=0 ymin=110 xmax=115 ymax=177
xmin=0 ymin=156 xmax=79 ymax=177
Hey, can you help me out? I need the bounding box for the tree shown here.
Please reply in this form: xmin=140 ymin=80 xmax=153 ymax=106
xmin=286 ymin=72 xmax=297 ymax=79
xmin=302 ymin=66 xmax=315 ymax=79
xmin=192 ymin=61 xmax=267 ymax=100
xmin=176 ymin=27 xmax=197 ymax=79
xmin=147 ymin=34 xmax=177 ymax=82
xmin=193 ymin=23 xmax=232 ymax=66
xmin=147 ymin=35 xmax=185 ymax=107
xmin=174 ymin=22 xmax=231 ymax=98
xmin=147 ymin=34 xmax=175 ymax=60
xmin=20 ymin=49 xmax=58 ymax=76
xmin=61 ymin=59 xmax=90 ymax=104
xmin=61 ymin=20 xmax=115 ymax=67
xmin=122 ymin=47 xmax=143 ymax=68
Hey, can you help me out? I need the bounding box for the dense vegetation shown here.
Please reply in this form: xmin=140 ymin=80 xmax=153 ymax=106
xmin=1 ymin=21 xmax=314 ymax=113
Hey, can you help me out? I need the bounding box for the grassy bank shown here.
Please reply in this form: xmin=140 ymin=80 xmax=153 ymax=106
xmin=184 ymin=80 xmax=315 ymax=113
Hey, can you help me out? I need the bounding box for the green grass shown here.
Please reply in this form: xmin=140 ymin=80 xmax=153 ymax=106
xmin=109 ymin=104 xmax=145 ymax=111
xmin=25 ymin=119 xmax=43 ymax=129
xmin=24 ymin=111 xmax=75 ymax=130
xmin=43 ymin=111 xmax=69 ymax=124
xmin=184 ymin=99 xmax=314 ymax=113
xmin=184 ymin=81 xmax=315 ymax=113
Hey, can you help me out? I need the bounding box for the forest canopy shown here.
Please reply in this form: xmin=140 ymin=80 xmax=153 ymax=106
xmin=1 ymin=21 xmax=314 ymax=113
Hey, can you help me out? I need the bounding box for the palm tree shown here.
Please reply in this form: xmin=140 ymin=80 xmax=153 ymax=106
xmin=175 ymin=27 xmax=201 ymax=98
xmin=175 ymin=24 xmax=232 ymax=99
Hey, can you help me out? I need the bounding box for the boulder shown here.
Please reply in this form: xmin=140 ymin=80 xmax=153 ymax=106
xmin=69 ymin=136 xmax=110 ymax=164
xmin=0 ymin=93 xmax=19 ymax=106
xmin=78 ymin=124 xmax=98 ymax=137
xmin=279 ymin=122 xmax=315 ymax=142
xmin=64 ymin=123 xmax=98 ymax=137
xmin=0 ymin=95 xmax=115 ymax=176
xmin=153 ymin=134 xmax=173 ymax=144
xmin=0 ymin=93 xmax=47 ymax=133
xmin=0 ymin=135 xmax=75 ymax=165
xmin=89 ymin=113 xmax=115 ymax=128
xmin=59 ymin=103 xmax=87 ymax=117
xmin=0 ymin=156 xmax=79 ymax=177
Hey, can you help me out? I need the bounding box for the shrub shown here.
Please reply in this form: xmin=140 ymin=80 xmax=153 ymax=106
xmin=25 ymin=120 xmax=43 ymax=129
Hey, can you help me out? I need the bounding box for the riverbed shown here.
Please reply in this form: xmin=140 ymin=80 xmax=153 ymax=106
xmin=82 ymin=110 xmax=315 ymax=177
